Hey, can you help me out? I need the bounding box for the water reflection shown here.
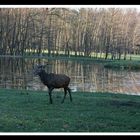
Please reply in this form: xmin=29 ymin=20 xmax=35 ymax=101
xmin=0 ymin=57 xmax=140 ymax=95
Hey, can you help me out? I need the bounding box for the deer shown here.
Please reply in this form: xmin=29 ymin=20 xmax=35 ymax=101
xmin=33 ymin=64 xmax=72 ymax=104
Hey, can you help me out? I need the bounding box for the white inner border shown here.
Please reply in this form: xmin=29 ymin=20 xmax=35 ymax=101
xmin=0 ymin=5 xmax=139 ymax=9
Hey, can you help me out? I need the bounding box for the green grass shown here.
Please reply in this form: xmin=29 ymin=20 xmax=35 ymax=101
xmin=104 ymin=60 xmax=140 ymax=70
xmin=1 ymin=88 xmax=140 ymax=132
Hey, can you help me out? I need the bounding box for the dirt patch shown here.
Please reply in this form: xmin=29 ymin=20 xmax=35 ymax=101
xmin=109 ymin=100 xmax=140 ymax=108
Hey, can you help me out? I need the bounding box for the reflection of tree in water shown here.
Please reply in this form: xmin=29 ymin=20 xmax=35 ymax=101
xmin=0 ymin=57 xmax=140 ymax=95
xmin=0 ymin=57 xmax=36 ymax=90
xmin=0 ymin=58 xmax=28 ymax=89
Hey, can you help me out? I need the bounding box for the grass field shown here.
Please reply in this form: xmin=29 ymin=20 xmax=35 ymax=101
xmin=0 ymin=88 xmax=140 ymax=133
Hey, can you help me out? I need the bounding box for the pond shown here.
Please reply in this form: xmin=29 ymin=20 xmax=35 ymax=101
xmin=0 ymin=57 xmax=140 ymax=95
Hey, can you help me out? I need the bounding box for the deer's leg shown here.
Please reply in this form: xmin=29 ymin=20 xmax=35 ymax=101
xmin=61 ymin=88 xmax=67 ymax=103
xmin=67 ymin=87 xmax=72 ymax=102
xmin=48 ymin=87 xmax=54 ymax=104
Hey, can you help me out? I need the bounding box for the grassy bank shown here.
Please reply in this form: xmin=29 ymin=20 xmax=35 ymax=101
xmin=104 ymin=60 xmax=140 ymax=70
xmin=0 ymin=88 xmax=140 ymax=132
xmin=1 ymin=53 xmax=140 ymax=61
xmin=1 ymin=54 xmax=140 ymax=71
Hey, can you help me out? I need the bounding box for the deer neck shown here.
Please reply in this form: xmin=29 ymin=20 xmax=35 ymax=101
xmin=38 ymin=70 xmax=49 ymax=83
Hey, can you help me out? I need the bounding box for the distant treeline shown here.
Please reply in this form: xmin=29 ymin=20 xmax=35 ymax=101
xmin=0 ymin=8 xmax=140 ymax=59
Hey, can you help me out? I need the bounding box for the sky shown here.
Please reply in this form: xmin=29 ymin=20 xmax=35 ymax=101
xmin=0 ymin=5 xmax=140 ymax=12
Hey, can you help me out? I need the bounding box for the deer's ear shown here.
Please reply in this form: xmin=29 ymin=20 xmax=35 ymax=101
xmin=33 ymin=64 xmax=38 ymax=69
